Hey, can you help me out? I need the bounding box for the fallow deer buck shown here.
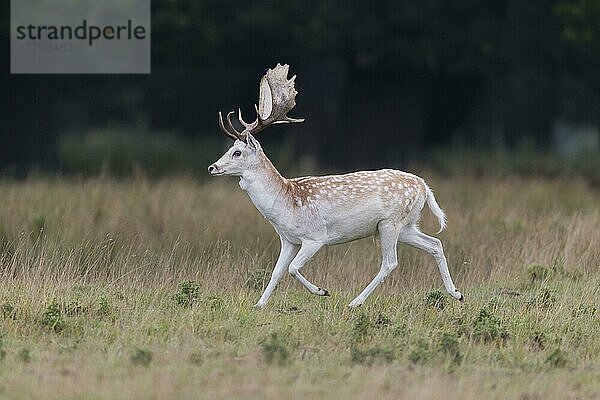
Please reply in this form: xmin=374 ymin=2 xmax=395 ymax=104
xmin=208 ymin=64 xmax=464 ymax=308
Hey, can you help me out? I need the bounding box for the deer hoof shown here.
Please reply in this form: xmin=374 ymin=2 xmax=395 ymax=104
xmin=348 ymin=300 xmax=363 ymax=308
xmin=318 ymin=288 xmax=330 ymax=296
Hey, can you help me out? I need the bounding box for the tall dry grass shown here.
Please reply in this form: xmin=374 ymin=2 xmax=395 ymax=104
xmin=0 ymin=175 xmax=597 ymax=291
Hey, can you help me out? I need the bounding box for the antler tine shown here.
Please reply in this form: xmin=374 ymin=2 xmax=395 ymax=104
xmin=238 ymin=108 xmax=258 ymax=131
xmin=218 ymin=111 xmax=243 ymax=141
xmin=226 ymin=111 xmax=246 ymax=138
xmin=273 ymin=116 xmax=306 ymax=124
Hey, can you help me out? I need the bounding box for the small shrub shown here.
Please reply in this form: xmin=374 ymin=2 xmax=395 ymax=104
xmin=424 ymin=289 xmax=446 ymax=310
xmin=261 ymin=333 xmax=289 ymax=365
xmin=131 ymin=348 xmax=153 ymax=366
xmin=545 ymin=348 xmax=568 ymax=368
xmin=408 ymin=338 xmax=431 ymax=364
xmin=438 ymin=331 xmax=461 ymax=363
xmin=245 ymin=269 xmax=270 ymax=291
xmin=472 ymin=308 xmax=508 ymax=343
xmin=172 ymin=280 xmax=201 ymax=307
xmin=40 ymin=303 xmax=66 ymax=333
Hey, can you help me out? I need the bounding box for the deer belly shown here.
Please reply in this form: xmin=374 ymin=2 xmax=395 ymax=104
xmin=323 ymin=213 xmax=380 ymax=244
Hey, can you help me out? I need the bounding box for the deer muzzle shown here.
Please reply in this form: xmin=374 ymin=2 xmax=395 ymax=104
xmin=207 ymin=164 xmax=225 ymax=176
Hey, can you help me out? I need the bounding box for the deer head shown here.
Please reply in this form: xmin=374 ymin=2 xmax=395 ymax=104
xmin=208 ymin=63 xmax=304 ymax=177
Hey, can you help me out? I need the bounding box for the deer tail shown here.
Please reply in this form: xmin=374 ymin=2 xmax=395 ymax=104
xmin=425 ymin=184 xmax=446 ymax=234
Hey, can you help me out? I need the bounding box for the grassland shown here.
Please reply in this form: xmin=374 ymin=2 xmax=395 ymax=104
xmin=0 ymin=174 xmax=598 ymax=399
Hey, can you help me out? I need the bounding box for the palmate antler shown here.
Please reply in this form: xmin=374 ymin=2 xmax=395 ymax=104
xmin=218 ymin=63 xmax=304 ymax=142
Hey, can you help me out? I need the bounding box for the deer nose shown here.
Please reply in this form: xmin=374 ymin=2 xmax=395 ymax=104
xmin=208 ymin=165 xmax=216 ymax=173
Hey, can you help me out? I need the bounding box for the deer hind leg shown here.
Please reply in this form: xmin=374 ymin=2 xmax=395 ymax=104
xmin=398 ymin=225 xmax=464 ymax=301
xmin=288 ymin=241 xmax=329 ymax=296
xmin=349 ymin=220 xmax=399 ymax=308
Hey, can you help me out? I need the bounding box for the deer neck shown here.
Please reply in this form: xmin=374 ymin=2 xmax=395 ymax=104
xmin=239 ymin=153 xmax=291 ymax=223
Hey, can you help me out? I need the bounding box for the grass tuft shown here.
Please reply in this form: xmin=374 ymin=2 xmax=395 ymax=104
xmin=424 ymin=289 xmax=446 ymax=310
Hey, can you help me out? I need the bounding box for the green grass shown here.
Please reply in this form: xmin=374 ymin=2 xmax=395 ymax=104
xmin=0 ymin=175 xmax=598 ymax=399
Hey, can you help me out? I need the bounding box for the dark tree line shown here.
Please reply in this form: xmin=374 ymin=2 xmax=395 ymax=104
xmin=1 ymin=0 xmax=599 ymax=171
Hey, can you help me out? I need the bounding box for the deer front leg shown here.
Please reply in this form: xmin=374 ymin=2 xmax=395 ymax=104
xmin=288 ymin=241 xmax=329 ymax=296
xmin=254 ymin=237 xmax=299 ymax=309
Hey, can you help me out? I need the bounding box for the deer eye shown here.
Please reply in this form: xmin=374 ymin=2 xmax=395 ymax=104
xmin=232 ymin=150 xmax=242 ymax=158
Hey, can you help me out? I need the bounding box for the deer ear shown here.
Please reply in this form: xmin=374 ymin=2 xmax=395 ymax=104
xmin=246 ymin=134 xmax=262 ymax=151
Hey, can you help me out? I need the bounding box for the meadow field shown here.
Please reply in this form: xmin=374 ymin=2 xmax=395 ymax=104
xmin=0 ymin=174 xmax=598 ymax=399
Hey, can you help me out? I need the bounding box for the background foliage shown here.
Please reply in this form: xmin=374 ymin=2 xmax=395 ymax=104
xmin=1 ymin=0 xmax=599 ymax=176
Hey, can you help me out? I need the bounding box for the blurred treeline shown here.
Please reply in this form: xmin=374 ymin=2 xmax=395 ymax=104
xmin=1 ymin=0 xmax=599 ymax=180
